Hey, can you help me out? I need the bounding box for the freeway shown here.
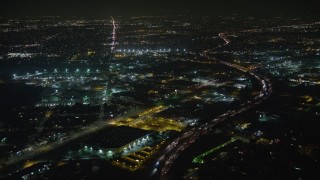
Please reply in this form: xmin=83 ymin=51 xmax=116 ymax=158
xmin=0 ymin=107 xmax=154 ymax=176
xmin=154 ymin=31 xmax=273 ymax=179
xmin=0 ymin=17 xmax=119 ymax=175
xmin=0 ymin=119 xmax=109 ymax=170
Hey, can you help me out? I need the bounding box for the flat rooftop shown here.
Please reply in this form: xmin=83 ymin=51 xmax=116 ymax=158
xmin=84 ymin=126 xmax=153 ymax=149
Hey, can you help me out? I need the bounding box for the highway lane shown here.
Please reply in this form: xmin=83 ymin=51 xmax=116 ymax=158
xmin=0 ymin=108 xmax=148 ymax=175
xmin=0 ymin=17 xmax=119 ymax=174
xmin=1 ymin=121 xmax=105 ymax=167
xmin=0 ymin=103 xmax=170 ymax=175
xmin=1 ymin=18 xmax=289 ymax=178
xmin=156 ymin=31 xmax=273 ymax=179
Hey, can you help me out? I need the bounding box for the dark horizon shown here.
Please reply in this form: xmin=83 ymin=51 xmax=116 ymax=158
xmin=1 ymin=0 xmax=320 ymax=17
xmin=1 ymin=2 xmax=320 ymax=179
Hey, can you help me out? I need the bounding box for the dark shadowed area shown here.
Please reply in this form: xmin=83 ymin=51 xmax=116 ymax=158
xmin=0 ymin=0 xmax=319 ymax=17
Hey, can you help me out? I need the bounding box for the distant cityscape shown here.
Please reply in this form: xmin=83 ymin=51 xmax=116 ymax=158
xmin=0 ymin=15 xmax=319 ymax=179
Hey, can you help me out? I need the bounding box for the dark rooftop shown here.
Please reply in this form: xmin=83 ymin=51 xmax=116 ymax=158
xmin=84 ymin=126 xmax=153 ymax=149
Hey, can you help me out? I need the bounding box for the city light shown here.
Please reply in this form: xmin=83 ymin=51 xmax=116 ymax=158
xmin=1 ymin=11 xmax=319 ymax=180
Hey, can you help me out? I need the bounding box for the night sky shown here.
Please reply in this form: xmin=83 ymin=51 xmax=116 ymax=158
xmin=0 ymin=0 xmax=319 ymax=17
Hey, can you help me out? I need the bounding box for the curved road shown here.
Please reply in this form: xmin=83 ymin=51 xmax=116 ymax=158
xmin=155 ymin=32 xmax=273 ymax=179
xmin=1 ymin=21 xmax=275 ymax=178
